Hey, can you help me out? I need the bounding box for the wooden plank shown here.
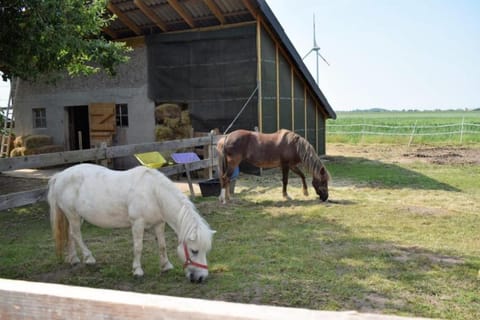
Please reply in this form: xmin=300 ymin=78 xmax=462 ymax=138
xmin=0 ymin=188 xmax=47 ymax=211
xmin=89 ymin=103 xmax=116 ymax=132
xmin=167 ymin=0 xmax=195 ymax=28
xmin=0 ymin=136 xmax=221 ymax=172
xmin=134 ymin=0 xmax=168 ymax=32
xmin=203 ymin=0 xmax=226 ymax=24
xmin=107 ymin=1 xmax=143 ymax=36
xmin=0 ymin=148 xmax=107 ymax=172
xmin=0 ymin=279 xmax=428 ymax=320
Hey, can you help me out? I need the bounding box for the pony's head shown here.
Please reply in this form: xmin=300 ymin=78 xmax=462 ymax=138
xmin=176 ymin=216 xmax=215 ymax=283
xmin=312 ymin=166 xmax=329 ymax=202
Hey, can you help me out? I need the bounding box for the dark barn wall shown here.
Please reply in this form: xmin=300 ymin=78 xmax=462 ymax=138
xmin=306 ymin=93 xmax=317 ymax=148
xmin=258 ymin=22 xmax=327 ymax=154
xmin=293 ymin=73 xmax=305 ymax=137
xmin=146 ymin=25 xmax=258 ymax=134
xmin=278 ymin=50 xmax=292 ymax=130
xmin=259 ymin=25 xmax=277 ymax=133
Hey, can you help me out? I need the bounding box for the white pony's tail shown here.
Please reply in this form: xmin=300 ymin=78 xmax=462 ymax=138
xmin=48 ymin=174 xmax=69 ymax=258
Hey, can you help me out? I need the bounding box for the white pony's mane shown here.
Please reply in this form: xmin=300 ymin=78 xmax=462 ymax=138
xmin=148 ymin=168 xmax=213 ymax=251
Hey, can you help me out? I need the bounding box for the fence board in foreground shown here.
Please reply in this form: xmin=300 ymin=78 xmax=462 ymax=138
xmin=0 ymin=279 xmax=430 ymax=320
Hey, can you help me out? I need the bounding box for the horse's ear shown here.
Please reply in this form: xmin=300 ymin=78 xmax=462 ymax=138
xmin=188 ymin=231 xmax=197 ymax=241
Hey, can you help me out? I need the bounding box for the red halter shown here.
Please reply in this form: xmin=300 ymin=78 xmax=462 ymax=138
xmin=183 ymin=243 xmax=208 ymax=270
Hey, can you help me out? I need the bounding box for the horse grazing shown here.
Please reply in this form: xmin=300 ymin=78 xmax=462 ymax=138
xmin=48 ymin=163 xmax=215 ymax=283
xmin=217 ymin=129 xmax=330 ymax=204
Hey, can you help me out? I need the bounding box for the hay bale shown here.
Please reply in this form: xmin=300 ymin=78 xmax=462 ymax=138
xmin=13 ymin=135 xmax=28 ymax=148
xmin=10 ymin=147 xmax=26 ymax=157
xmin=155 ymin=125 xmax=174 ymax=141
xmin=164 ymin=117 xmax=180 ymax=128
xmin=155 ymin=104 xmax=181 ymax=124
xmin=180 ymin=110 xmax=191 ymax=125
xmin=23 ymin=135 xmax=53 ymax=149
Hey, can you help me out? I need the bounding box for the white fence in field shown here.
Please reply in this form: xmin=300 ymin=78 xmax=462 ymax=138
xmin=327 ymin=120 xmax=480 ymax=144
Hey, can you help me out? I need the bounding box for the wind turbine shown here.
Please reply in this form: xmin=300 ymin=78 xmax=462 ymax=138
xmin=302 ymin=14 xmax=329 ymax=84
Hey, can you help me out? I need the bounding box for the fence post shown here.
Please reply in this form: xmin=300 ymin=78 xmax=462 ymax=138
xmin=408 ymin=121 xmax=417 ymax=147
xmin=208 ymin=130 xmax=215 ymax=179
xmin=460 ymin=117 xmax=465 ymax=144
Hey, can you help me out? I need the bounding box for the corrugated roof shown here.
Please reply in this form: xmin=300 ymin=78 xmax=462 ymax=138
xmin=105 ymin=0 xmax=335 ymax=119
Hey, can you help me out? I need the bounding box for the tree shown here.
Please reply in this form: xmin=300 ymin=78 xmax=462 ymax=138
xmin=0 ymin=0 xmax=131 ymax=81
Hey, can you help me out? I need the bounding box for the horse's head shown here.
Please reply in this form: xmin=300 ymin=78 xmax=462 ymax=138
xmin=177 ymin=229 xmax=215 ymax=283
xmin=312 ymin=166 xmax=329 ymax=202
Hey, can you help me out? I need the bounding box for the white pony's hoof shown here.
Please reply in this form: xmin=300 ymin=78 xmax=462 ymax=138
xmin=283 ymin=194 xmax=292 ymax=201
xmin=161 ymin=261 xmax=174 ymax=272
xmin=85 ymin=256 xmax=96 ymax=265
xmin=133 ymin=267 xmax=144 ymax=277
xmin=67 ymin=256 xmax=81 ymax=265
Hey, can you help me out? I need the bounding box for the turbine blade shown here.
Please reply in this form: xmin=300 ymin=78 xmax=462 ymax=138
xmin=302 ymin=49 xmax=314 ymax=60
xmin=318 ymin=52 xmax=330 ymax=66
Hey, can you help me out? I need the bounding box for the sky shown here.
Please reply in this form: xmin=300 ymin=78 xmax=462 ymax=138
xmin=1 ymin=0 xmax=479 ymax=111
xmin=266 ymin=0 xmax=480 ymax=110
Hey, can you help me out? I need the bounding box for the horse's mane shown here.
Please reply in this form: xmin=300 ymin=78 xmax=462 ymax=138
xmin=286 ymin=131 xmax=330 ymax=180
xmin=149 ymin=168 xmax=213 ymax=251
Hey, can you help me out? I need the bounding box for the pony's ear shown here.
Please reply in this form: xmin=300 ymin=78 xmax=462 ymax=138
xmin=188 ymin=230 xmax=197 ymax=241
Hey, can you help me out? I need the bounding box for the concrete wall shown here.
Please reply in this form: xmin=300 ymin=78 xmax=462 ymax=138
xmin=13 ymin=47 xmax=154 ymax=149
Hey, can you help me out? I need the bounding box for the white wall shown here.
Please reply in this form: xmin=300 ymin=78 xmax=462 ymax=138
xmin=13 ymin=47 xmax=154 ymax=149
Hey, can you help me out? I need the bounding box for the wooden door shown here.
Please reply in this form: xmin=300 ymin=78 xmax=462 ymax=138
xmin=88 ymin=103 xmax=116 ymax=147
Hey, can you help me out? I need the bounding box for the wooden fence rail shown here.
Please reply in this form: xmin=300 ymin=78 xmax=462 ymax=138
xmin=0 ymin=279 xmax=429 ymax=320
xmin=0 ymin=134 xmax=222 ymax=211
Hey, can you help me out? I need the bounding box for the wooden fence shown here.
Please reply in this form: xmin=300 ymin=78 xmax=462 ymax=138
xmin=0 ymin=134 xmax=221 ymax=211
xmin=0 ymin=278 xmax=429 ymax=320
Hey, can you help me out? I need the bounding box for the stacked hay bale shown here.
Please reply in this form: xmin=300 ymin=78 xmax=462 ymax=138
xmin=10 ymin=134 xmax=64 ymax=157
xmin=155 ymin=103 xmax=192 ymax=142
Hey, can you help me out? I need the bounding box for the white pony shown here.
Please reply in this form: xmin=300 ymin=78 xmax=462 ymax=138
xmin=48 ymin=163 xmax=214 ymax=283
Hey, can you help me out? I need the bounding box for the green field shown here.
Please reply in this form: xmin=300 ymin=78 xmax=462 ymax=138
xmin=327 ymin=110 xmax=480 ymax=144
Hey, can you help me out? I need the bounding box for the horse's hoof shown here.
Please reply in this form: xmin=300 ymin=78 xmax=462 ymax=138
xmin=67 ymin=256 xmax=81 ymax=265
xmin=133 ymin=268 xmax=144 ymax=277
xmin=303 ymin=190 xmax=309 ymax=196
xmin=161 ymin=262 xmax=174 ymax=273
xmin=85 ymin=256 xmax=96 ymax=265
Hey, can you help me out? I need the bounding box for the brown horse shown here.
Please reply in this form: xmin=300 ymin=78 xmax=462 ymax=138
xmin=216 ymin=129 xmax=330 ymax=204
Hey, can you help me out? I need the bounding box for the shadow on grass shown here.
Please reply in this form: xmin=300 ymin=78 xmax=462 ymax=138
xmin=205 ymin=206 xmax=479 ymax=318
xmin=326 ymin=155 xmax=461 ymax=192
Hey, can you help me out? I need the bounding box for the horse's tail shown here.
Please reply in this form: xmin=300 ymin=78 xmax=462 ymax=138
xmin=217 ymin=135 xmax=229 ymax=182
xmin=47 ymin=174 xmax=69 ymax=258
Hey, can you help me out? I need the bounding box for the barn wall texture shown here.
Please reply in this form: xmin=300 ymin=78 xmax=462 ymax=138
xmin=146 ymin=24 xmax=258 ymax=134
xmin=13 ymin=47 xmax=153 ymax=148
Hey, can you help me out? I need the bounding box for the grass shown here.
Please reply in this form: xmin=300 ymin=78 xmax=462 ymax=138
xmin=327 ymin=110 xmax=480 ymax=144
xmin=1 ymin=144 xmax=479 ymax=319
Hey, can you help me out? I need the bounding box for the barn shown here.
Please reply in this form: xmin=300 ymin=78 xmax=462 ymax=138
xmin=11 ymin=0 xmax=336 ymax=168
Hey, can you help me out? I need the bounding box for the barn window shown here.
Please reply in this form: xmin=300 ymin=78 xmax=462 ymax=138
xmin=32 ymin=108 xmax=46 ymax=128
xmin=116 ymin=104 xmax=129 ymax=128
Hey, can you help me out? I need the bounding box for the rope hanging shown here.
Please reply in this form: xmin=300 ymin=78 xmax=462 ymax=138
xmin=223 ymin=84 xmax=259 ymax=135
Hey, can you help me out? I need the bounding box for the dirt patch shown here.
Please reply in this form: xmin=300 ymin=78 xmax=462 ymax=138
xmin=366 ymin=244 xmax=464 ymax=266
xmin=402 ymin=147 xmax=480 ymax=165
xmin=327 ymin=144 xmax=480 ymax=165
